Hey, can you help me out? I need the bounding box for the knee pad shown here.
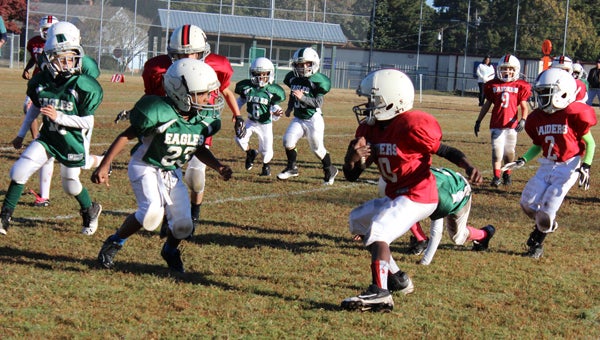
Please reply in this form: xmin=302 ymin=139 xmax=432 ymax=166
xmin=170 ymin=216 xmax=194 ymax=239
xmin=184 ymin=162 xmax=206 ymax=193
xmin=60 ymin=167 xmax=83 ymax=196
xmin=137 ymin=203 xmax=165 ymax=231
xmin=535 ymin=211 xmax=557 ymax=233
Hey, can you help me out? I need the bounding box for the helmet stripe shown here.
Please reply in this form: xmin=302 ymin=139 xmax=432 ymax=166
xmin=504 ymin=54 xmax=511 ymax=63
xmin=182 ymin=24 xmax=190 ymax=46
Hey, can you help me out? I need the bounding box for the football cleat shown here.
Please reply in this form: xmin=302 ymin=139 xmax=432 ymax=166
xmin=161 ymin=243 xmax=185 ymax=273
xmin=323 ymin=165 xmax=339 ymax=185
xmin=33 ymin=197 xmax=50 ymax=207
xmin=0 ymin=207 xmax=13 ymax=235
xmin=81 ymin=202 xmax=102 ymax=235
xmin=472 ymin=225 xmax=496 ymax=251
xmin=525 ymin=244 xmax=544 ymax=259
xmin=114 ymin=110 xmax=130 ymax=123
xmin=277 ymin=166 xmax=299 ymax=180
xmin=245 ymin=149 xmax=258 ymax=170
xmin=98 ymin=236 xmax=122 ymax=269
xmin=387 ymin=271 xmax=415 ymax=295
xmin=408 ymin=236 xmax=428 ymax=255
xmin=341 ymin=284 xmax=394 ymax=312
xmin=490 ymin=176 xmax=502 ymax=187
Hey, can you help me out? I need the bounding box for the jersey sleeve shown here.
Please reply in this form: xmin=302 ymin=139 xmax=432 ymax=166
xmin=267 ymin=84 xmax=286 ymax=104
xmin=283 ymin=72 xmax=294 ymax=88
xmin=206 ymin=53 xmax=234 ymax=91
xmin=406 ymin=112 xmax=442 ymax=154
xmin=310 ymin=73 xmax=332 ymax=95
xmin=130 ymin=96 xmax=167 ymax=136
xmin=518 ymin=80 xmax=532 ymax=102
xmin=234 ymin=79 xmax=252 ymax=97
xmin=570 ymin=103 xmax=598 ymax=136
xmin=76 ymin=75 xmax=104 ymax=116
xmin=142 ymin=56 xmax=170 ymax=96
xmin=82 ymin=56 xmax=101 ymax=79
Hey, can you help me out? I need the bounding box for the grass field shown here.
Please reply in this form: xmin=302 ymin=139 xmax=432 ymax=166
xmin=0 ymin=68 xmax=599 ymax=339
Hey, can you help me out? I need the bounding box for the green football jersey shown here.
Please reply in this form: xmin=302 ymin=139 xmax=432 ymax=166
xmin=82 ymin=55 xmax=101 ymax=79
xmin=235 ymin=79 xmax=286 ymax=124
xmin=283 ymin=71 xmax=331 ymax=120
xmin=430 ymin=167 xmax=471 ymax=220
xmin=27 ymin=72 xmax=103 ymax=167
xmin=129 ymin=95 xmax=221 ymax=170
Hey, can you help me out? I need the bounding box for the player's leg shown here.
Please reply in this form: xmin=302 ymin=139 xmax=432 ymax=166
xmin=489 ymin=128 xmax=506 ymax=186
xmin=277 ymin=119 xmax=303 ymax=180
xmin=257 ymin=123 xmax=274 ymax=176
xmin=98 ymin=160 xmax=164 ymax=269
xmin=35 ymin=157 xmax=54 ymax=207
xmin=162 ymin=171 xmax=193 ymax=273
xmin=60 ymin=165 xmax=102 ymax=235
xmin=305 ymin=114 xmax=338 ymax=185
xmin=235 ymin=121 xmax=257 ymax=170
xmin=0 ymin=141 xmax=48 ymax=235
xmin=502 ymin=129 xmax=518 ymax=185
xmin=184 ymin=155 xmax=206 ymax=222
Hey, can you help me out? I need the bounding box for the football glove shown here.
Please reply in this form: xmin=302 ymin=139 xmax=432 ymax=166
xmin=114 ymin=110 xmax=130 ymax=124
xmin=578 ymin=163 xmax=591 ymax=191
xmin=515 ymin=118 xmax=526 ymax=132
xmin=474 ymin=120 xmax=481 ymax=137
xmin=501 ymin=158 xmax=526 ymax=171
xmin=234 ymin=116 xmax=246 ymax=139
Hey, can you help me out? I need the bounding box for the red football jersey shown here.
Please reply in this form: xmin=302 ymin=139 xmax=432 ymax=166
xmin=525 ymin=101 xmax=597 ymax=162
xmin=575 ymin=79 xmax=587 ymax=102
xmin=355 ymin=110 xmax=442 ymax=203
xmin=484 ymin=78 xmax=531 ymax=129
xmin=142 ymin=53 xmax=234 ymax=96
xmin=26 ymin=35 xmax=46 ymax=76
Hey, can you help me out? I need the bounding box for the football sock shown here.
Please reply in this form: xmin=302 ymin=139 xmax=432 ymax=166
xmin=467 ymin=226 xmax=486 ymax=241
xmin=191 ymin=204 xmax=201 ymax=221
xmin=371 ymin=260 xmax=389 ymax=290
xmin=285 ymin=148 xmax=297 ymax=168
xmin=163 ymin=242 xmax=178 ymax=255
xmin=494 ymin=169 xmax=502 ymax=178
xmin=320 ymin=153 xmax=332 ymax=169
xmin=388 ymin=255 xmax=400 ymax=274
xmin=4 ymin=181 xmax=24 ymax=210
xmin=75 ymin=188 xmax=93 ymax=209
xmin=410 ymin=222 xmax=428 ymax=242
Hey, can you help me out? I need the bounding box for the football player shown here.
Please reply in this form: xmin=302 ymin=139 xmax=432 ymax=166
xmin=118 ymin=24 xmax=241 ymax=224
xmin=16 ymin=16 xmax=102 ymax=208
xmin=551 ymin=55 xmax=588 ymax=103
xmin=93 ymin=59 xmax=232 ymax=273
xmin=277 ymin=47 xmax=337 ymax=184
xmin=474 ymin=54 xmax=532 ymax=187
xmin=234 ymin=57 xmax=286 ymax=176
xmin=502 ymin=68 xmax=596 ymax=259
xmin=340 ymin=69 xmax=483 ymax=312
xmin=0 ymin=22 xmax=103 ymax=236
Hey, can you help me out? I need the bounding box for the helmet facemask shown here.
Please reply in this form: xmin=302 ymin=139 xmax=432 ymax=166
xmin=42 ymin=49 xmax=83 ymax=79
xmin=533 ymin=68 xmax=577 ymax=114
xmin=353 ymin=95 xmax=390 ymax=126
xmin=293 ymin=61 xmax=315 ymax=78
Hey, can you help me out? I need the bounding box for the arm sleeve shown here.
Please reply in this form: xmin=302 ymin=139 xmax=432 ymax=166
xmin=54 ymin=113 xmax=94 ymax=129
xmin=582 ymin=132 xmax=596 ymax=165
xmin=296 ymin=94 xmax=324 ymax=109
xmin=521 ymin=144 xmax=542 ymax=162
xmin=17 ymin=105 xmax=41 ymax=138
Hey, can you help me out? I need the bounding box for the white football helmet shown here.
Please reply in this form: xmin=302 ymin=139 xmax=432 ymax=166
xmin=39 ymin=15 xmax=59 ymax=40
xmin=163 ymin=58 xmax=224 ymax=113
xmin=353 ymin=69 xmax=414 ymax=125
xmin=168 ymin=24 xmax=210 ymax=61
xmin=496 ymin=54 xmax=521 ymax=82
xmin=572 ymin=63 xmax=586 ymax=80
xmin=42 ymin=22 xmax=84 ymax=79
xmin=250 ymin=57 xmax=275 ymax=87
xmin=292 ymin=47 xmax=320 ymax=77
xmin=533 ymin=68 xmax=577 ymax=114
xmin=551 ymin=55 xmax=573 ymax=74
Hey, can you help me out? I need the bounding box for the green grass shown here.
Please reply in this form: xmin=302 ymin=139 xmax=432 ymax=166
xmin=0 ymin=68 xmax=599 ymax=339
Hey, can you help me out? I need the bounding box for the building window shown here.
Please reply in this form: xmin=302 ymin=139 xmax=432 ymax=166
xmin=217 ymin=42 xmax=244 ymax=65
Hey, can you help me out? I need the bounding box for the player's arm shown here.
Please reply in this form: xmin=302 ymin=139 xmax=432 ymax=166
xmin=295 ymin=93 xmax=324 ymax=109
xmin=22 ymin=57 xmax=36 ymax=79
xmin=222 ymin=88 xmax=241 ymax=121
xmin=193 ymin=146 xmax=232 ymax=181
xmin=577 ymin=132 xmax=596 ymax=191
xmin=474 ymin=100 xmax=491 ymax=137
xmin=435 ymin=143 xmax=482 ymax=184
xmin=343 ymin=136 xmax=372 ymax=182
xmin=91 ymin=126 xmax=137 ymax=186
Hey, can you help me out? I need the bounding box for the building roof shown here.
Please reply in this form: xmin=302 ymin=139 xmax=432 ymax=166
xmin=158 ymin=9 xmax=347 ymax=45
